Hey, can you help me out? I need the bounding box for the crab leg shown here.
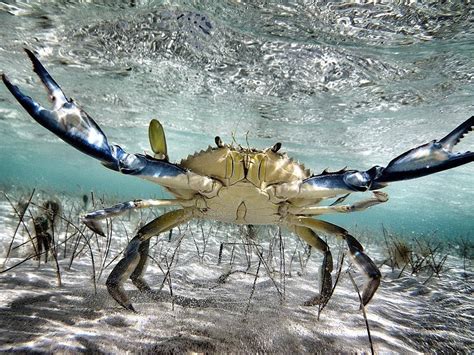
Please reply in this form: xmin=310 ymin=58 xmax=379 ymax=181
xmin=83 ymin=199 xmax=182 ymax=221
xmin=2 ymin=49 xmax=216 ymax=193
xmin=81 ymin=198 xmax=184 ymax=236
xmin=289 ymin=191 xmax=388 ymax=216
xmin=106 ymin=208 xmax=193 ymax=312
xmin=289 ymin=225 xmax=333 ymax=305
xmin=286 ymin=216 xmax=381 ymax=306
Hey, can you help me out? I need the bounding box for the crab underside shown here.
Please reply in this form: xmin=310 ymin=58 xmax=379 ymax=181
xmin=2 ymin=49 xmax=473 ymax=312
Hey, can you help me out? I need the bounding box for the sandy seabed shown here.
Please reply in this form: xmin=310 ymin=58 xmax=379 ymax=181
xmin=0 ymin=193 xmax=472 ymax=354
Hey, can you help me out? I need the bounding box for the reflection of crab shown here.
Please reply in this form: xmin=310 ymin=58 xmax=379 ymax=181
xmin=3 ymin=49 xmax=473 ymax=312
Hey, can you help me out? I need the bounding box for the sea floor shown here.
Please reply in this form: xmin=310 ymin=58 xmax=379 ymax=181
xmin=0 ymin=192 xmax=472 ymax=354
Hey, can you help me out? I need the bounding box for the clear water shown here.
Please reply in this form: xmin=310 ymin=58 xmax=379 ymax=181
xmin=0 ymin=1 xmax=473 ymax=237
xmin=0 ymin=1 xmax=472 ymax=353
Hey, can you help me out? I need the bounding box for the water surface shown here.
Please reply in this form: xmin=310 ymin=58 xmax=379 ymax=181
xmin=0 ymin=1 xmax=472 ymax=353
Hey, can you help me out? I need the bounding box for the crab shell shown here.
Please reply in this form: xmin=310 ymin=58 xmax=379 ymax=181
xmin=173 ymin=144 xmax=312 ymax=224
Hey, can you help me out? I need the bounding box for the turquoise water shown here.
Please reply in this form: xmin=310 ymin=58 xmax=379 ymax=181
xmin=0 ymin=1 xmax=472 ymax=238
xmin=0 ymin=2 xmax=473 ymax=353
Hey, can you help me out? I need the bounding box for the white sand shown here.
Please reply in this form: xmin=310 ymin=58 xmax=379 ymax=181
xmin=0 ymin=194 xmax=472 ymax=353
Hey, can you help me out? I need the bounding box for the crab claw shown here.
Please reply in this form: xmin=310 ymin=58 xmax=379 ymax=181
xmin=3 ymin=49 xmax=195 ymax=190
xmin=296 ymin=116 xmax=473 ymax=199
xmin=2 ymin=49 xmax=117 ymax=168
xmin=373 ymin=116 xmax=474 ymax=185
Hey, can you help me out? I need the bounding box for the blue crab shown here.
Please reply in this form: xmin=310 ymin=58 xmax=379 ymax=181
xmin=2 ymin=49 xmax=473 ymax=312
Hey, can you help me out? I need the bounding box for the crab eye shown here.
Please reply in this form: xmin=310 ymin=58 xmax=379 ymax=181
xmin=433 ymin=142 xmax=442 ymax=150
xmin=271 ymin=142 xmax=282 ymax=153
xmin=215 ymin=136 xmax=224 ymax=148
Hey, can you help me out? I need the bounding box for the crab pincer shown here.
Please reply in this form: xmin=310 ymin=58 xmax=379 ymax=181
xmin=2 ymin=49 xmax=117 ymax=167
xmin=298 ymin=116 xmax=474 ymax=194
xmin=2 ymin=49 xmax=191 ymax=184
xmin=373 ymin=116 xmax=474 ymax=184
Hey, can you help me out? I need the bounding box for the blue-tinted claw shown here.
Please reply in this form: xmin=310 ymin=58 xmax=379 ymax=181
xmin=299 ymin=117 xmax=473 ymax=196
xmin=374 ymin=116 xmax=474 ymax=184
xmin=2 ymin=49 xmax=116 ymax=167
xmin=3 ymin=50 xmax=196 ymax=191
xmin=24 ymin=48 xmax=68 ymax=110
